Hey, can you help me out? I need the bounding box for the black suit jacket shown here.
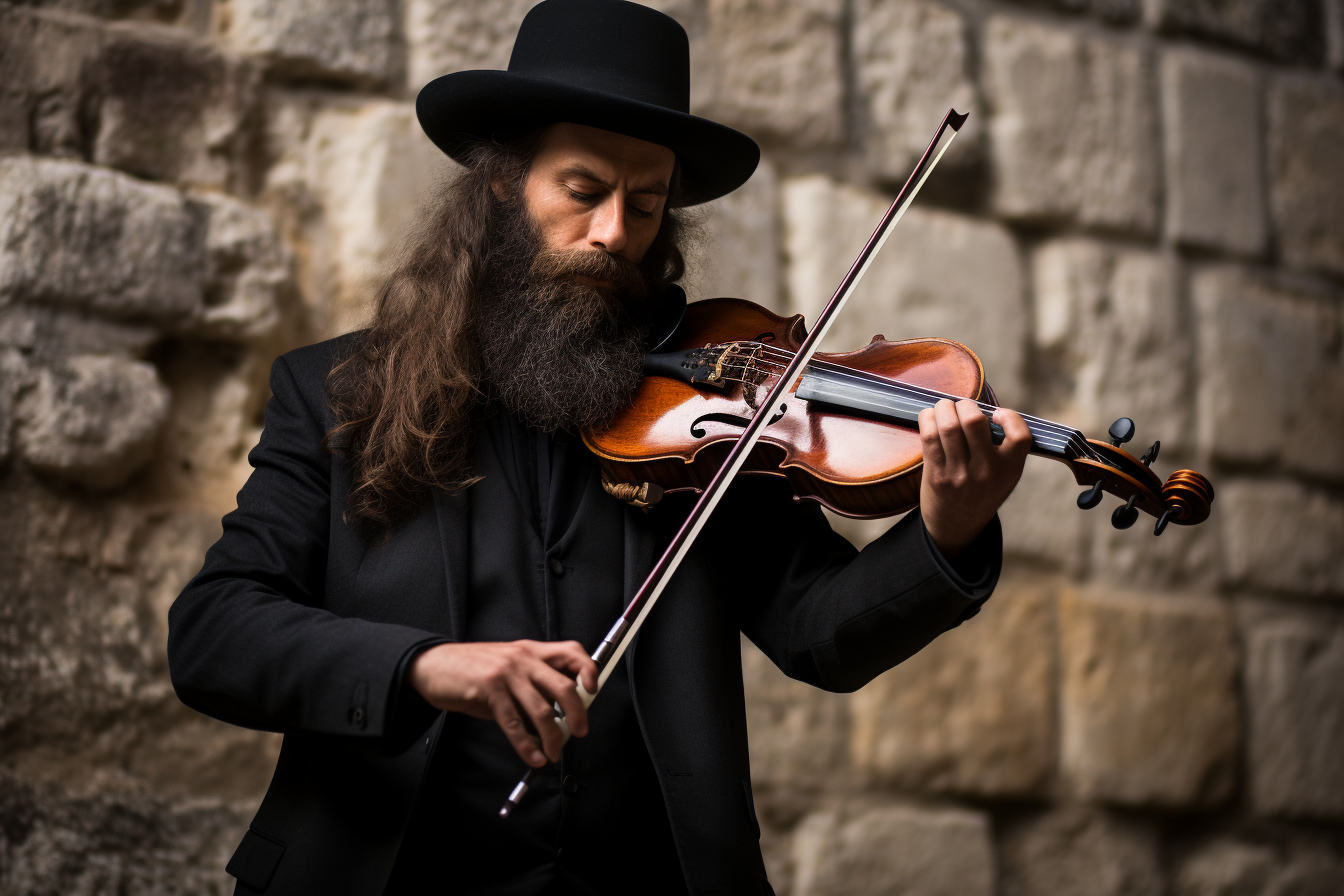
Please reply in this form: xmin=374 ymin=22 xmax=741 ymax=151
xmin=167 ymin=335 xmax=1001 ymax=896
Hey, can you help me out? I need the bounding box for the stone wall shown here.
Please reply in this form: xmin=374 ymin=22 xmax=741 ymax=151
xmin=1 ymin=0 xmax=1342 ymax=892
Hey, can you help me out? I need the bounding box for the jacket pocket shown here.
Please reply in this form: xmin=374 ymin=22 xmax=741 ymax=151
xmin=225 ymin=829 xmax=286 ymax=892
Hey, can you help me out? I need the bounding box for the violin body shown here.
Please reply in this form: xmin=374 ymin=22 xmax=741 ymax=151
xmin=586 ymin=297 xmax=1214 ymax=530
xmin=585 ymin=298 xmax=991 ymax=518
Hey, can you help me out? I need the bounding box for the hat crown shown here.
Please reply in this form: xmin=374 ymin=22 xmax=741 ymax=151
xmin=508 ymin=0 xmax=691 ymax=113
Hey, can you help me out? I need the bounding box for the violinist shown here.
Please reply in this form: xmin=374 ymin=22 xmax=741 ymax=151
xmin=167 ymin=1 xmax=1031 ymax=894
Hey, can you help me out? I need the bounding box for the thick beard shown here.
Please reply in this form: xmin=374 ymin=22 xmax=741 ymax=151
xmin=475 ymin=200 xmax=652 ymax=433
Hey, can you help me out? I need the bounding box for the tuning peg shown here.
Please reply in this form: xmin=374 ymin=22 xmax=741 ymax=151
xmin=1108 ymin=417 xmax=1135 ymax=446
xmin=1154 ymin=509 xmax=1173 ymax=536
xmin=1111 ymin=494 xmax=1139 ymax=529
xmin=1139 ymin=440 xmax=1160 ymax=466
xmin=1078 ymin=481 xmax=1105 ymax=510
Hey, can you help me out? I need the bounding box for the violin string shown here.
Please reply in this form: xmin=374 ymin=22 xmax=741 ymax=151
xmin=709 ymin=367 xmax=1079 ymax=453
xmin=707 ymin=343 xmax=1106 ymax=463
xmin=737 ymin=344 xmax=1098 ymax=452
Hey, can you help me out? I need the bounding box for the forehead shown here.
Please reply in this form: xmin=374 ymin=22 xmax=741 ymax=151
xmin=531 ymin=123 xmax=676 ymax=186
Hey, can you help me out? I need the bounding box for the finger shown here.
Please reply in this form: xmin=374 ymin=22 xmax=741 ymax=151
xmin=933 ymin=398 xmax=970 ymax=473
xmin=992 ymin=408 xmax=1033 ymax=460
xmin=489 ymin=692 xmax=547 ymax=767
xmin=510 ymin=675 xmax=569 ymax=762
xmin=540 ymin=641 xmax=600 ymax=696
xmin=955 ymin=399 xmax=994 ymax=475
xmin=535 ymin=664 xmax=590 ymax=738
xmin=917 ymin=406 xmax=946 ymax=470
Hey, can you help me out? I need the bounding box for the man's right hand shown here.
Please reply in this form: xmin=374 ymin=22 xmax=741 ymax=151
xmin=407 ymin=640 xmax=598 ymax=768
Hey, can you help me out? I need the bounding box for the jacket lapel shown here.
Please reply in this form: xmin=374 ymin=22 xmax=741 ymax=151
xmin=431 ymin=488 xmax=471 ymax=642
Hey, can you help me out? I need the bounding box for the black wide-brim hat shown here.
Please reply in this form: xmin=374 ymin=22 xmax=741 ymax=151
xmin=416 ymin=0 xmax=760 ymax=206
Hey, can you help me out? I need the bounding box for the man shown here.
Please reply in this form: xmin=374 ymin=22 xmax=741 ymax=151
xmin=168 ymin=1 xmax=1031 ymax=894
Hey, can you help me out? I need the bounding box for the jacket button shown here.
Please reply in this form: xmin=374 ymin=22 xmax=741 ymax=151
xmin=563 ymin=775 xmax=578 ymax=794
xmin=351 ymin=707 xmax=366 ymax=728
xmin=548 ymin=557 xmax=565 ymax=577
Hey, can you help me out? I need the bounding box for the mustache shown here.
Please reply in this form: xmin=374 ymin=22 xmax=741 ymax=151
xmin=528 ymin=247 xmax=647 ymax=299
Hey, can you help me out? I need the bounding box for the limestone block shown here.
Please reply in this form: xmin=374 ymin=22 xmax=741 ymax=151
xmin=1172 ymin=838 xmax=1344 ymax=896
xmin=1161 ymin=49 xmax=1265 ymax=256
xmin=684 ymin=156 xmax=780 ymax=310
xmin=704 ymin=0 xmax=845 ymax=148
xmin=783 ymin=175 xmax=1026 ymax=403
xmin=1192 ymin=267 xmax=1344 ymax=481
xmin=850 ymin=581 xmax=1055 ymax=797
xmin=404 ymin=0 xmax=532 ymax=90
xmin=1089 ymin=504 xmax=1217 ymax=591
xmin=741 ymin=636 xmax=850 ymax=791
xmin=1143 ymin=0 xmax=1323 ymax=63
xmin=15 ymin=355 xmax=170 ymax=490
xmin=1240 ymin=601 xmax=1344 ymax=819
xmin=0 ymin=157 xmax=205 ymax=327
xmin=1268 ymin=75 xmax=1344 ymax=278
xmin=851 ymin=0 xmax=982 ymax=184
xmin=792 ymin=804 xmax=993 ymax=896
xmin=0 ymin=774 xmax=245 ymax=895
xmin=999 ymin=806 xmax=1162 ymax=896
xmin=1032 ymin=239 xmax=1192 ymax=453
xmin=190 ymin=193 xmax=289 ymax=342
xmin=225 ymin=0 xmax=400 ymax=86
xmin=982 ymin=17 xmax=1160 ymax=235
xmin=0 ymin=349 xmax=29 ymax=464
xmin=1058 ymin=588 xmax=1239 ymax=808
xmin=0 ymin=6 xmax=103 ymax=157
xmin=999 ymin=457 xmax=1089 ymax=571
xmin=1220 ymin=481 xmax=1344 ymax=598
xmin=265 ymin=96 xmax=456 ymax=335
xmin=88 ymin=33 xmax=260 ymax=190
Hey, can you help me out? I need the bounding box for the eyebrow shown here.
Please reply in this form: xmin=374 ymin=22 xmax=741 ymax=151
xmin=558 ymin=163 xmax=669 ymax=197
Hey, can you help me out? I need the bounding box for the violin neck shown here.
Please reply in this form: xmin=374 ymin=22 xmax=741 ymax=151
xmin=793 ymin=366 xmax=1080 ymax=461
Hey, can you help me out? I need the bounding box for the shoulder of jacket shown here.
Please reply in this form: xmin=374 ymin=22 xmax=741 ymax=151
xmin=274 ymin=331 xmax=367 ymax=393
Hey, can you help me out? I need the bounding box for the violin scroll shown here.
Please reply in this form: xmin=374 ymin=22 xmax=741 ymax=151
xmin=1069 ymin=417 xmax=1213 ymax=536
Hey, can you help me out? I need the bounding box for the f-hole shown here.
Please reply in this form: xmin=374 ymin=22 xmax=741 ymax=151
xmin=690 ymin=403 xmax=788 ymax=438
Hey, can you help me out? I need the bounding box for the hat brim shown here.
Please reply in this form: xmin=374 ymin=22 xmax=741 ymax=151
xmin=417 ymin=70 xmax=760 ymax=206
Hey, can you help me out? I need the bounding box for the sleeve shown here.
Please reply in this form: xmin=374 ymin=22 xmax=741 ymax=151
xmin=719 ymin=477 xmax=1002 ymax=694
xmin=167 ymin=352 xmax=447 ymax=745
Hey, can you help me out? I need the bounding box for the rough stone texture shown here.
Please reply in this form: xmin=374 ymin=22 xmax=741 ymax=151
xmin=851 ymin=0 xmax=982 ymax=184
xmin=1192 ymin=267 xmax=1344 ymax=482
xmin=224 ymin=0 xmax=401 ymax=86
xmin=404 ymin=0 xmax=533 ymax=91
xmin=0 ymin=157 xmax=206 ymax=326
xmin=264 ymin=95 xmax=453 ymax=335
xmin=1268 ymin=75 xmax=1344 ymax=278
xmin=783 ymin=175 xmax=1027 ymax=403
xmin=0 ymin=774 xmax=246 ymax=896
xmin=192 ymin=192 xmax=289 ymax=343
xmin=742 ymin=636 xmax=851 ymax=793
xmin=999 ymin=806 xmax=1163 ymax=896
xmin=982 ymin=17 xmax=1160 ymax=235
xmin=1058 ymin=588 xmax=1239 ymax=808
xmin=1142 ymin=0 xmax=1324 ymax=63
xmin=850 ymin=581 xmax=1055 ymax=798
xmin=998 ymin=458 xmax=1090 ymax=572
xmin=1032 ymin=238 xmax=1192 ymax=453
xmin=704 ymin=0 xmax=845 ymax=148
xmin=0 ymin=6 xmax=104 ymax=158
xmin=1219 ymin=481 xmax=1344 ymax=599
xmin=15 ymin=355 xmax=170 ymax=490
xmin=792 ymin=804 xmax=994 ymax=896
xmin=685 ymin=156 xmax=780 ymax=309
xmin=1161 ymin=49 xmax=1265 ymax=256
xmin=1239 ymin=601 xmax=1344 ymax=820
xmin=1330 ymin=0 xmax=1344 ymax=73
xmin=1174 ymin=838 xmax=1344 ymax=896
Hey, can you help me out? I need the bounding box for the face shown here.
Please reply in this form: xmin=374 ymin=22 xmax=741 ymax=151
xmin=518 ymin=123 xmax=676 ymax=284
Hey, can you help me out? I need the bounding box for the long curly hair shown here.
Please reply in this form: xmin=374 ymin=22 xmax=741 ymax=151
xmin=325 ymin=133 xmax=688 ymax=532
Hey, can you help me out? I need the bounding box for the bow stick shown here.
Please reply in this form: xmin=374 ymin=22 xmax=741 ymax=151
xmin=499 ymin=108 xmax=970 ymax=818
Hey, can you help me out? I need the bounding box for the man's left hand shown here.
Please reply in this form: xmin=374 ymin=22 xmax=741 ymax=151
xmin=917 ymin=398 xmax=1032 ymax=559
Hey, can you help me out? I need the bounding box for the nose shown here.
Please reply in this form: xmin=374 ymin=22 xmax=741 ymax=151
xmin=588 ymin=196 xmax=628 ymax=256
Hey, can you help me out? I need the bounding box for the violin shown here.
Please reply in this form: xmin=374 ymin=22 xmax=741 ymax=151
xmin=585 ymin=297 xmax=1214 ymax=535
